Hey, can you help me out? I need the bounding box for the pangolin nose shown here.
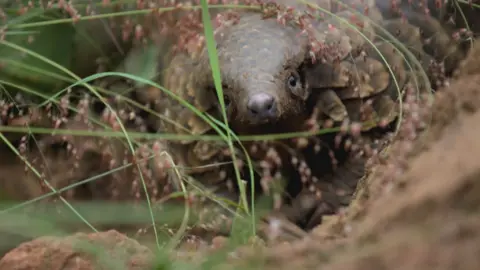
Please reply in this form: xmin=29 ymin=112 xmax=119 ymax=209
xmin=247 ymin=93 xmax=277 ymax=121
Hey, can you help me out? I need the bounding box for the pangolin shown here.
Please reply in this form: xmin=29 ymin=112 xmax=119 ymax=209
xmin=9 ymin=0 xmax=471 ymax=235
xmin=127 ymin=0 xmax=477 ymax=232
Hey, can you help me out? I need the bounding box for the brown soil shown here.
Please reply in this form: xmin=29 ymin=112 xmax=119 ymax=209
xmin=250 ymin=73 xmax=480 ymax=270
xmin=0 ymin=230 xmax=153 ymax=270
xmin=2 ymin=41 xmax=480 ymax=270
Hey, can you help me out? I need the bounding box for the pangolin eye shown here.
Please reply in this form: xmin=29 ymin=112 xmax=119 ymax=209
xmin=288 ymin=75 xmax=298 ymax=88
xmin=208 ymin=84 xmax=231 ymax=106
xmin=286 ymin=68 xmax=309 ymax=100
xmin=223 ymin=95 xmax=231 ymax=108
xmin=287 ymin=72 xmax=302 ymax=95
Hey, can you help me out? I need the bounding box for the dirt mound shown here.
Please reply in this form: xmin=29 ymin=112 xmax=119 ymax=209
xmin=239 ymin=74 xmax=480 ymax=269
xmin=0 ymin=230 xmax=153 ymax=270
xmin=321 ymin=74 xmax=480 ymax=270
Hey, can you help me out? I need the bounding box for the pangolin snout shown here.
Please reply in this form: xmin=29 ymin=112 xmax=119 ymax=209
xmin=247 ymin=92 xmax=278 ymax=123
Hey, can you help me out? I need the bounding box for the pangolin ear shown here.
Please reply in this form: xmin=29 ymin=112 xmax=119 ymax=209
xmin=303 ymin=60 xmax=350 ymax=90
xmin=302 ymin=59 xmax=350 ymax=122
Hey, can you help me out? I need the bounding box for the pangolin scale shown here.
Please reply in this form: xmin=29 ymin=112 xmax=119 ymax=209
xmin=120 ymin=0 xmax=479 ymax=232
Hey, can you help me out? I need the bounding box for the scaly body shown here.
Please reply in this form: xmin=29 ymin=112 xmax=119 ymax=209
xmin=135 ymin=0 xmax=474 ymax=231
